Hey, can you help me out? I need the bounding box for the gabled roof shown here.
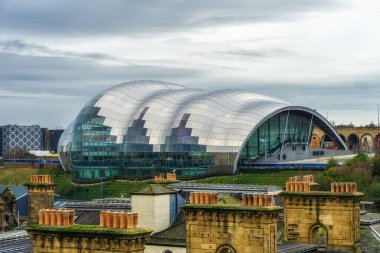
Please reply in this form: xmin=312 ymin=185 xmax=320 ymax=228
xmin=131 ymin=184 xmax=176 ymax=196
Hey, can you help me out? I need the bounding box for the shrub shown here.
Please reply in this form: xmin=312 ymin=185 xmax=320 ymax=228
xmin=327 ymin=158 xmax=339 ymax=169
xmin=372 ymin=154 xmax=380 ymax=177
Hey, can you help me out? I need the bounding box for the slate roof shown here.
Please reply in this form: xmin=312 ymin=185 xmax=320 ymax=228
xmin=146 ymin=211 xmax=186 ymax=247
xmin=131 ymin=184 xmax=176 ymax=196
xmin=74 ymin=210 xmax=100 ymax=225
xmin=0 ymin=186 xmax=27 ymax=200
xmin=0 ymin=231 xmax=32 ymax=253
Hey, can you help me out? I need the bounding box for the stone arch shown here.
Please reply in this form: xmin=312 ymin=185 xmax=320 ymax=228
xmin=339 ymin=134 xmax=346 ymax=143
xmin=216 ymin=244 xmax=237 ymax=253
xmin=321 ymin=134 xmax=333 ymax=148
xmin=309 ymin=134 xmax=321 ymax=148
xmin=360 ymin=134 xmax=374 ymax=152
xmin=347 ymin=134 xmax=359 ymax=151
xmin=309 ymin=223 xmax=328 ymax=246
xmin=375 ymin=134 xmax=380 ymax=151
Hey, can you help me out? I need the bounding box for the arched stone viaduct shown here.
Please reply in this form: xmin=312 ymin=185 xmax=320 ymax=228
xmin=311 ymin=127 xmax=380 ymax=152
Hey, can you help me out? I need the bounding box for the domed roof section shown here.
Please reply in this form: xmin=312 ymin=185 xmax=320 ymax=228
xmin=70 ymin=81 xmax=289 ymax=152
xmin=60 ymin=80 xmax=291 ymax=154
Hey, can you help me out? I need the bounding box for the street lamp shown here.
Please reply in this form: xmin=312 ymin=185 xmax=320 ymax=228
xmin=377 ymin=104 xmax=379 ymax=132
xmin=100 ymin=177 xmax=103 ymax=199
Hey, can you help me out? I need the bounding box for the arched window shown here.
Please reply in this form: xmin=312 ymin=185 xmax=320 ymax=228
xmin=216 ymin=245 xmax=236 ymax=253
xmin=162 ymin=250 xmax=173 ymax=253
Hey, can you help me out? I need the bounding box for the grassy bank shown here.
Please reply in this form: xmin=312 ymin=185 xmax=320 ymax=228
xmin=0 ymin=167 xmax=322 ymax=200
xmin=0 ymin=167 xmax=149 ymax=200
xmin=194 ymin=170 xmax=323 ymax=187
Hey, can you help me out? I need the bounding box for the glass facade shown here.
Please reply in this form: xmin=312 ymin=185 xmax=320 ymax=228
xmin=58 ymin=80 xmax=345 ymax=182
xmin=238 ymin=111 xmax=313 ymax=165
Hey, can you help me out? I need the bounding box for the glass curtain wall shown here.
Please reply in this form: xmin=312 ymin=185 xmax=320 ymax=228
xmin=238 ymin=111 xmax=313 ymax=165
xmin=67 ymin=109 xmax=213 ymax=182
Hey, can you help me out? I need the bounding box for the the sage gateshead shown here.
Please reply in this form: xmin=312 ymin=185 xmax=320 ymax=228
xmin=58 ymin=80 xmax=347 ymax=183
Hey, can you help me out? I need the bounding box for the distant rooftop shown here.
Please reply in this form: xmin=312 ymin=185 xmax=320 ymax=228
xmin=63 ymin=198 xmax=131 ymax=211
xmin=0 ymin=186 xmax=27 ymax=200
xmin=132 ymin=184 xmax=176 ymax=195
xmin=169 ymin=183 xmax=283 ymax=194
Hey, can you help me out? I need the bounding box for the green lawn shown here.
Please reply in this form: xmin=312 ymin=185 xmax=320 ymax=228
xmin=0 ymin=167 xmax=322 ymax=200
xmin=194 ymin=170 xmax=323 ymax=187
xmin=0 ymin=167 xmax=149 ymax=200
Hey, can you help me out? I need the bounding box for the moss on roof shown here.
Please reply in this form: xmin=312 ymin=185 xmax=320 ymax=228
xmin=181 ymin=203 xmax=282 ymax=212
xmin=219 ymin=196 xmax=241 ymax=205
xmin=131 ymin=184 xmax=176 ymax=195
xmin=26 ymin=224 xmax=151 ymax=236
xmin=279 ymin=191 xmax=364 ymax=197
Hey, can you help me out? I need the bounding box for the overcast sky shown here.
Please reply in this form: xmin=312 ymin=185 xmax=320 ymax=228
xmin=1 ymin=0 xmax=379 ymax=128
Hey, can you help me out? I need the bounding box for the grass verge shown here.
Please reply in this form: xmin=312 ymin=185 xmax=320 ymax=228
xmin=194 ymin=170 xmax=324 ymax=187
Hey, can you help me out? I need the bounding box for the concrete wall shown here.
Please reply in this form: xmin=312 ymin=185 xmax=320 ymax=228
xmin=132 ymin=194 xmax=171 ymax=232
xmin=145 ymin=245 xmax=186 ymax=253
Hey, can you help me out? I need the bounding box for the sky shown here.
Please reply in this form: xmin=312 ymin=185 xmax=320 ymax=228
xmin=0 ymin=0 xmax=379 ymax=128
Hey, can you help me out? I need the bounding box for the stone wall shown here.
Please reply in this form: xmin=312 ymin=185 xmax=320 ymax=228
xmin=182 ymin=192 xmax=282 ymax=253
xmin=280 ymin=180 xmax=363 ymax=253
xmin=26 ymin=175 xmax=56 ymax=224
xmin=27 ymin=225 xmax=151 ymax=253
xmin=27 ymin=207 xmax=152 ymax=253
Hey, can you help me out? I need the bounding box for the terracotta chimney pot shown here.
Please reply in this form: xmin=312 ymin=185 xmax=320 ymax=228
xmin=50 ymin=210 xmax=57 ymax=225
xmin=127 ymin=213 xmax=134 ymax=229
xmin=247 ymin=194 xmax=253 ymax=206
xmin=258 ymin=194 xmax=264 ymax=206
xmin=112 ymin=212 xmax=119 ymax=228
xmin=119 ymin=212 xmax=126 ymax=229
xmin=44 ymin=209 xmax=50 ymax=225
xmin=56 ymin=210 xmax=63 ymax=226
xmin=38 ymin=209 xmax=45 ymax=225
xmin=133 ymin=213 xmax=139 ymax=228
xmin=242 ymin=194 xmax=247 ymax=205
xmin=62 ymin=210 xmax=70 ymax=226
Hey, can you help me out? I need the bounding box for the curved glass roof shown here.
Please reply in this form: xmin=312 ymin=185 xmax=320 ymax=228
xmin=60 ymin=80 xmax=346 ymax=154
xmin=60 ymin=80 xmax=303 ymax=153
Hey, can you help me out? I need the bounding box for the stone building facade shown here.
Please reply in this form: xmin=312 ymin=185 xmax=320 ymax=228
xmin=280 ymin=177 xmax=363 ymax=253
xmin=26 ymin=175 xmax=56 ymax=224
xmin=182 ymin=192 xmax=282 ymax=253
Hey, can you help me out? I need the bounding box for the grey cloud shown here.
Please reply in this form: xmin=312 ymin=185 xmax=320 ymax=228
xmin=0 ymin=0 xmax=341 ymax=36
xmin=0 ymin=52 xmax=205 ymax=95
xmin=0 ymin=39 xmax=120 ymax=62
xmin=216 ymin=48 xmax=299 ymax=59
xmin=195 ymin=78 xmax=380 ymax=113
xmin=0 ymin=52 xmax=207 ymax=127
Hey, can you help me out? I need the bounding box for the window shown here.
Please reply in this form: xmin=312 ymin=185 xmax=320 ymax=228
xmin=216 ymin=245 xmax=236 ymax=253
xmin=162 ymin=250 xmax=173 ymax=253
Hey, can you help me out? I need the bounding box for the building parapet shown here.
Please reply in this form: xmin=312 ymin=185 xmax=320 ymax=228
xmin=27 ymin=209 xmax=151 ymax=253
